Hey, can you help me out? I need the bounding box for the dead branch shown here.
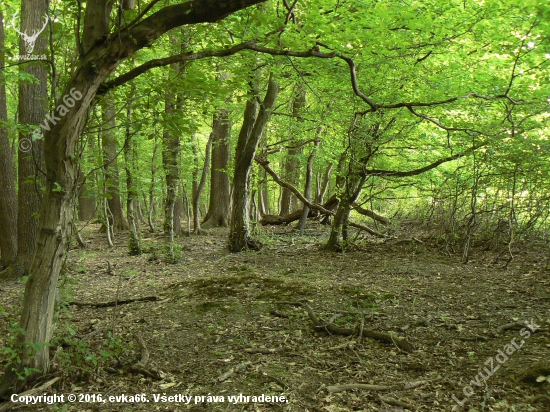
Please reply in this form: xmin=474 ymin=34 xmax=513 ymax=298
xmin=327 ymin=380 xmax=425 ymax=394
xmin=69 ymin=296 xmax=159 ymax=308
xmin=349 ymin=222 xmax=387 ymax=238
xmin=260 ymin=195 xmax=339 ymax=225
xmin=245 ymin=348 xmax=284 ymax=354
xmin=352 ymin=204 xmax=389 ymax=225
xmin=217 ymin=361 xmax=251 ymax=382
xmin=496 ymin=321 xmax=525 ymax=335
xmin=277 ymin=301 xmax=415 ymax=352
xmin=379 ymin=395 xmax=416 ymax=410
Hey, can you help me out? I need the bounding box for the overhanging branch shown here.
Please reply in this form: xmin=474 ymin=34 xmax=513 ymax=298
xmin=100 ymin=41 xmax=520 ymax=115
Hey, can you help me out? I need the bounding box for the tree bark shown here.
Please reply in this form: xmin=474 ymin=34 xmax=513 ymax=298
xmin=123 ymin=85 xmax=142 ymax=255
xmin=101 ymin=102 xmax=128 ymax=231
xmin=77 ymin=179 xmax=96 ymax=221
xmin=202 ymin=110 xmax=231 ymax=228
xmin=279 ymin=87 xmax=305 ymax=215
xmin=0 ymin=0 xmax=266 ymax=398
xmin=298 ymin=139 xmax=319 ymax=234
xmin=15 ymin=0 xmax=48 ymax=276
xmin=228 ymin=75 xmax=279 ymax=252
xmin=192 ymin=133 xmax=214 ymax=234
xmin=78 ymin=135 xmax=97 ymax=221
xmin=0 ymin=11 xmax=18 ymax=269
xmin=162 ymin=86 xmax=182 ymax=239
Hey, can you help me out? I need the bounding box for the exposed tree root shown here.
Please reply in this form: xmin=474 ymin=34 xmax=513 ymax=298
xmin=126 ymin=333 xmax=162 ymax=380
xmin=277 ymin=301 xmax=415 ymax=352
xmin=0 ymin=377 xmax=60 ymax=411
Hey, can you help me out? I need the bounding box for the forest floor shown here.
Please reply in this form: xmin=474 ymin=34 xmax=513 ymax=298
xmin=0 ymin=222 xmax=549 ymax=412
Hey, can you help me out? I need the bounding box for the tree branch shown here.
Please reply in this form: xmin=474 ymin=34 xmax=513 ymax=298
xmin=364 ymin=145 xmax=481 ymax=177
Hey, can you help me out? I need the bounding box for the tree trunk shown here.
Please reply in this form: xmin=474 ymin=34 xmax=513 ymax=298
xmin=15 ymin=0 xmax=48 ymax=276
xmin=279 ymin=87 xmax=305 ymax=215
xmin=202 ymin=110 xmax=231 ymax=228
xmin=162 ymin=87 xmax=181 ymax=240
xmin=78 ymin=134 xmax=98 ymax=221
xmin=77 ymin=179 xmax=96 ymax=221
xmin=316 ymin=163 xmax=333 ymax=204
xmin=229 ymin=75 xmax=279 ymax=252
xmin=323 ymin=174 xmax=367 ymax=252
xmin=123 ymin=86 xmax=142 ymax=255
xmin=0 ymin=11 xmax=18 ymax=269
xmin=147 ymin=135 xmax=158 ymax=233
xmin=298 ymin=139 xmax=319 ymax=234
xmin=0 ymin=0 xmax=266 ymax=398
xmin=101 ymin=102 xmax=128 ymax=231
xmin=192 ymin=133 xmax=214 ymax=234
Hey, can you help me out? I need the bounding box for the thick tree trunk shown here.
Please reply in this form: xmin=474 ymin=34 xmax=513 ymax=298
xmin=323 ymin=200 xmax=350 ymax=252
xmin=101 ymin=103 xmax=128 ymax=231
xmin=229 ymin=75 xmax=279 ymax=252
xmin=77 ymin=179 xmax=96 ymax=221
xmin=202 ymin=110 xmax=231 ymax=228
xmin=0 ymin=0 xmax=266 ymax=398
xmin=15 ymin=0 xmax=48 ymax=276
xmin=0 ymin=11 xmax=18 ymax=269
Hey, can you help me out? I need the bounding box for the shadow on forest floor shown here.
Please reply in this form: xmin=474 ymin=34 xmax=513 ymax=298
xmin=0 ymin=223 xmax=549 ymax=411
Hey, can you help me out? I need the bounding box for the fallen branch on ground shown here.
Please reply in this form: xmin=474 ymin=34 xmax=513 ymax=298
xmin=276 ymin=301 xmax=415 ymax=352
xmin=378 ymin=395 xmax=416 ymax=410
xmin=69 ymin=296 xmax=160 ymax=308
xmin=217 ymin=361 xmax=252 ymax=382
xmin=327 ymin=380 xmax=425 ymax=394
xmin=245 ymin=348 xmax=284 ymax=354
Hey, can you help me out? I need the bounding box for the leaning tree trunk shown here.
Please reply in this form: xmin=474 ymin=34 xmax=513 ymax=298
xmin=0 ymin=11 xmax=17 ymax=269
xmin=202 ymin=110 xmax=231 ymax=228
xmin=229 ymin=75 xmax=279 ymax=252
xmin=15 ymin=0 xmax=48 ymax=276
xmin=0 ymin=0 xmax=265 ymax=398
